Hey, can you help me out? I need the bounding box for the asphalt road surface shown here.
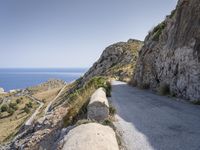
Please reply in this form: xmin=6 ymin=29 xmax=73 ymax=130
xmin=111 ymin=81 xmax=200 ymax=150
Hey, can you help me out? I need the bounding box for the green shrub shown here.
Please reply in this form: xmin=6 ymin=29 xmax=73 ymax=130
xmin=24 ymin=106 xmax=30 ymax=114
xmin=140 ymin=83 xmax=150 ymax=89
xmin=128 ymin=80 xmax=137 ymax=87
xmin=1 ymin=104 xmax=8 ymax=112
xmin=102 ymin=119 xmax=116 ymax=131
xmin=9 ymin=102 xmax=18 ymax=110
xmin=191 ymin=100 xmax=200 ymax=105
xmin=170 ymin=91 xmax=177 ymax=97
xmin=16 ymin=99 xmax=21 ymax=104
xmin=26 ymin=102 xmax=33 ymax=108
xmin=158 ymin=83 xmax=170 ymax=95
xmin=109 ymin=105 xmax=116 ymax=116
xmin=104 ymin=81 xmax=112 ymax=97
xmin=152 ymin=22 xmax=166 ymax=41
xmin=7 ymin=108 xmax=14 ymax=115
xmin=169 ymin=9 xmax=176 ymax=18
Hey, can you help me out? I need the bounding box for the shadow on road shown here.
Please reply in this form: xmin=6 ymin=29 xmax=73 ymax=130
xmin=111 ymin=81 xmax=200 ymax=150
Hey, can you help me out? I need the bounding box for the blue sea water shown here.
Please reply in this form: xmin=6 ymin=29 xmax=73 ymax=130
xmin=0 ymin=68 xmax=87 ymax=91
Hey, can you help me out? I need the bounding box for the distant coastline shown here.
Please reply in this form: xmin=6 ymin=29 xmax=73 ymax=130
xmin=0 ymin=68 xmax=87 ymax=91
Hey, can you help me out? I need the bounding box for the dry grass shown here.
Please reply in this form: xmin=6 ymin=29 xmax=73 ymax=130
xmin=50 ymin=82 xmax=78 ymax=110
xmin=33 ymin=87 xmax=62 ymax=118
xmin=0 ymin=96 xmax=39 ymax=143
xmin=33 ymin=88 xmax=61 ymax=103
xmin=62 ymin=77 xmax=109 ymax=127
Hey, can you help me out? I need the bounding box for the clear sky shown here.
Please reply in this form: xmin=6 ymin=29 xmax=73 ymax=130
xmin=0 ymin=0 xmax=177 ymax=68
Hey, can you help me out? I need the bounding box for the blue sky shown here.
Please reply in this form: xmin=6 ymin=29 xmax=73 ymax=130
xmin=0 ymin=0 xmax=177 ymax=68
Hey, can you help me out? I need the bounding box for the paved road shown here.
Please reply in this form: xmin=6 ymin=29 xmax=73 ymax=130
xmin=111 ymin=81 xmax=200 ymax=150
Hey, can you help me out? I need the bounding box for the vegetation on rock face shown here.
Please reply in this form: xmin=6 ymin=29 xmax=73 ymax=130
xmin=140 ymin=83 xmax=150 ymax=90
xmin=191 ymin=100 xmax=200 ymax=105
xmin=168 ymin=9 xmax=176 ymax=18
xmin=158 ymin=83 xmax=170 ymax=96
xmin=82 ymin=39 xmax=143 ymax=83
xmin=24 ymin=106 xmax=30 ymax=114
xmin=1 ymin=104 xmax=8 ymax=112
xmin=109 ymin=105 xmax=116 ymax=116
xmin=133 ymin=0 xmax=200 ymax=101
xmin=152 ymin=22 xmax=166 ymax=41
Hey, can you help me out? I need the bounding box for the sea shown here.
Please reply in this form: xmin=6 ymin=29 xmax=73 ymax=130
xmin=0 ymin=68 xmax=87 ymax=91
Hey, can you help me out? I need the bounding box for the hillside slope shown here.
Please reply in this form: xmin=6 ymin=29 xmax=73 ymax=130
xmin=133 ymin=0 xmax=200 ymax=101
xmin=83 ymin=39 xmax=142 ymax=82
xmin=50 ymin=39 xmax=142 ymax=110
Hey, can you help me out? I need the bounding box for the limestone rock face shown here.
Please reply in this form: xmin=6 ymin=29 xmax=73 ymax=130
xmin=62 ymin=123 xmax=119 ymax=150
xmin=87 ymin=88 xmax=109 ymax=121
xmin=133 ymin=0 xmax=200 ymax=101
xmin=83 ymin=39 xmax=143 ymax=82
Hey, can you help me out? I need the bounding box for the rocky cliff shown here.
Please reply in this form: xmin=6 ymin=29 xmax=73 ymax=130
xmin=83 ymin=39 xmax=142 ymax=82
xmin=133 ymin=0 xmax=200 ymax=101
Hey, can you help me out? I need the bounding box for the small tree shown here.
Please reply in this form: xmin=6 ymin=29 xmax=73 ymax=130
xmin=9 ymin=102 xmax=18 ymax=110
xmin=7 ymin=108 xmax=14 ymax=116
xmin=26 ymin=102 xmax=33 ymax=108
xmin=158 ymin=83 xmax=170 ymax=95
xmin=16 ymin=99 xmax=21 ymax=104
xmin=24 ymin=106 xmax=30 ymax=114
xmin=1 ymin=104 xmax=8 ymax=112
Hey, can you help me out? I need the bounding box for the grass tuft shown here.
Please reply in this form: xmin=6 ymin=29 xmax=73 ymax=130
xmin=140 ymin=83 xmax=150 ymax=89
xmin=191 ymin=100 xmax=200 ymax=105
xmin=158 ymin=83 xmax=170 ymax=95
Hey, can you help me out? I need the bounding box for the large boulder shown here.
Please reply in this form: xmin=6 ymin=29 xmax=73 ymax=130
xmin=87 ymin=88 xmax=109 ymax=121
xmin=62 ymin=123 xmax=119 ymax=150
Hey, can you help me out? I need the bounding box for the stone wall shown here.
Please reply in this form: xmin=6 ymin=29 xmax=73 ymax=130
xmin=62 ymin=123 xmax=119 ymax=150
xmin=87 ymin=88 xmax=109 ymax=121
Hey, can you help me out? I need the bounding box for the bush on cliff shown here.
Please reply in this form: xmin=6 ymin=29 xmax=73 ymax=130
xmin=158 ymin=83 xmax=170 ymax=95
xmin=9 ymin=102 xmax=18 ymax=110
xmin=63 ymin=76 xmax=110 ymax=127
xmin=152 ymin=22 xmax=166 ymax=41
xmin=1 ymin=104 xmax=8 ymax=112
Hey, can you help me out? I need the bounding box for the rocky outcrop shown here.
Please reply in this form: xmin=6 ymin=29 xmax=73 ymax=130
xmin=27 ymin=79 xmax=65 ymax=95
xmin=83 ymin=39 xmax=143 ymax=82
xmin=11 ymin=107 xmax=67 ymax=150
xmin=87 ymin=88 xmax=109 ymax=121
xmin=62 ymin=123 xmax=119 ymax=150
xmin=133 ymin=0 xmax=200 ymax=101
